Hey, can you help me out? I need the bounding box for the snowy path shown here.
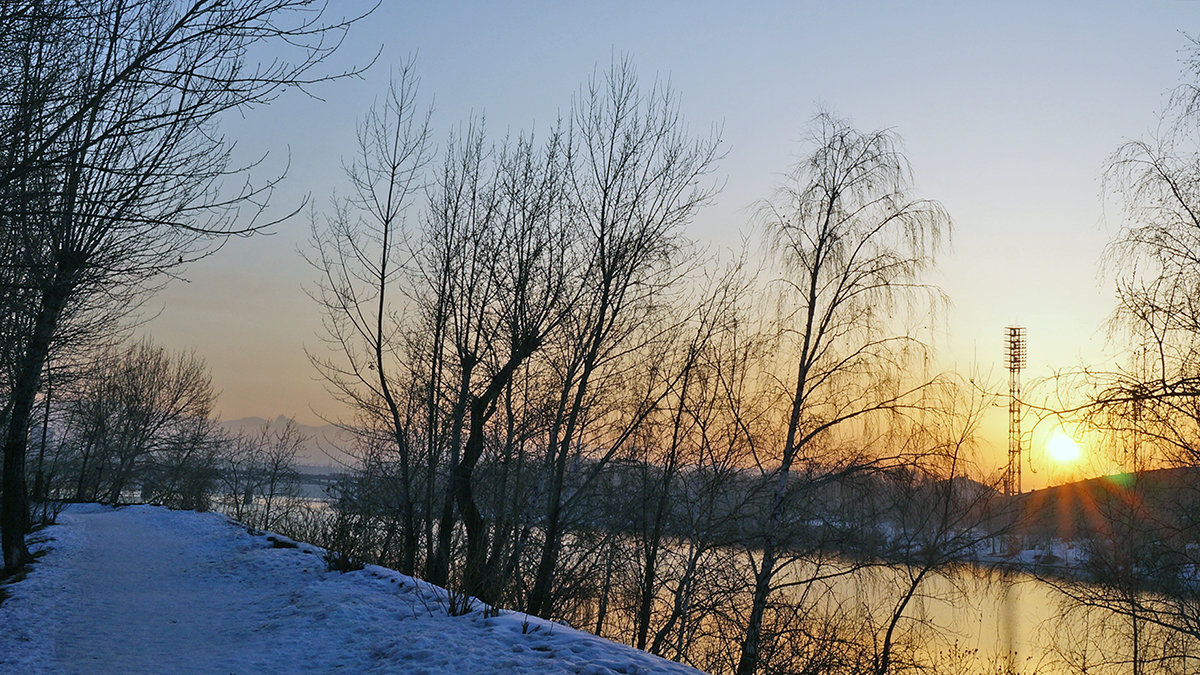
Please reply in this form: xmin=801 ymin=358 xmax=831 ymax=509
xmin=0 ymin=504 xmax=703 ymax=674
xmin=49 ymin=507 xmax=264 ymax=673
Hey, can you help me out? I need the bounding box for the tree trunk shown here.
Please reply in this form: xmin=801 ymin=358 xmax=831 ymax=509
xmin=636 ymin=373 xmax=688 ymax=650
xmin=74 ymin=437 xmax=94 ymax=501
xmin=735 ymin=549 xmax=777 ymax=675
xmin=32 ymin=361 xmax=50 ymax=505
xmin=527 ymin=485 xmax=564 ymax=617
xmin=650 ymin=540 xmax=701 ymax=657
xmin=634 ymin=496 xmax=667 ymax=650
xmin=428 ymin=361 xmax=472 ymax=588
xmin=875 ymin=567 xmax=929 ymax=675
xmin=527 ymin=358 xmax=597 ymax=618
xmin=594 ymin=539 xmax=616 ymax=637
xmin=455 ymin=344 xmax=533 ymax=603
xmin=454 ymin=397 xmax=491 ymax=601
xmin=3 ymin=283 xmax=67 ymax=572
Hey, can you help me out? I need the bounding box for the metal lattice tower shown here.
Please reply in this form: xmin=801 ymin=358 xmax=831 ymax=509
xmin=1004 ymin=326 xmax=1026 ymax=496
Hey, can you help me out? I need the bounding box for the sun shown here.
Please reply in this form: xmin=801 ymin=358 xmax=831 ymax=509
xmin=1046 ymin=429 xmax=1083 ymax=464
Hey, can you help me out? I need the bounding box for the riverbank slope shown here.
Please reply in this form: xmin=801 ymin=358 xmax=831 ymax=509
xmin=0 ymin=504 xmax=699 ymax=674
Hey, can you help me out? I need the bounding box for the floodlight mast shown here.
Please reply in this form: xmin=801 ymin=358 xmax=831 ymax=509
xmin=1004 ymin=326 xmax=1027 ymax=496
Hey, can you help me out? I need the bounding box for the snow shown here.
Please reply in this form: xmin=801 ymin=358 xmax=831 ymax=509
xmin=0 ymin=504 xmax=702 ymax=674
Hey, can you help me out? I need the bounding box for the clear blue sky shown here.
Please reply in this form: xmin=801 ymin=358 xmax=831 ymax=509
xmin=148 ymin=1 xmax=1200 ymax=481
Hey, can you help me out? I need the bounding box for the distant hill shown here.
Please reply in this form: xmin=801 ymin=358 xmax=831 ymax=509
xmin=219 ymin=415 xmax=356 ymax=468
xmin=1014 ymin=466 xmax=1200 ymax=541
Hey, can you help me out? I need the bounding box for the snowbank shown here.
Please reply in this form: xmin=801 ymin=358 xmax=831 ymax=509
xmin=0 ymin=504 xmax=701 ymax=674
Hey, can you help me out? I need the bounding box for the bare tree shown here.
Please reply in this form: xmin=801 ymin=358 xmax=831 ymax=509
xmin=0 ymin=0 xmax=370 ymax=572
xmin=1060 ymin=34 xmax=1200 ymax=664
xmin=307 ymin=62 xmax=431 ymax=575
xmin=733 ymin=112 xmax=949 ymax=675
xmin=861 ymin=382 xmax=1003 ymax=675
xmin=437 ymin=125 xmax=579 ymax=603
xmin=644 ymin=306 xmax=762 ymax=667
xmin=525 ymin=58 xmax=721 ymax=619
xmin=309 ymin=64 xmax=582 ymax=602
xmin=619 ymin=262 xmax=749 ymax=652
xmin=218 ymin=419 xmax=305 ymax=530
xmin=1089 ymin=33 xmax=1200 ymax=423
xmin=55 ymin=339 xmax=216 ymax=505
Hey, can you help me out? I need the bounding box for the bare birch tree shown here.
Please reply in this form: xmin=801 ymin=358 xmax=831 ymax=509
xmin=1060 ymin=35 xmax=1200 ymax=661
xmin=733 ymin=112 xmax=949 ymax=675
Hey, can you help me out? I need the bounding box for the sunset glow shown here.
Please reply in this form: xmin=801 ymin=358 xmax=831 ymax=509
xmin=1046 ymin=429 xmax=1083 ymax=464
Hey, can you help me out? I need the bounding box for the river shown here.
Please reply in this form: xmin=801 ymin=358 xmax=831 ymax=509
xmin=760 ymin=554 xmax=1197 ymax=674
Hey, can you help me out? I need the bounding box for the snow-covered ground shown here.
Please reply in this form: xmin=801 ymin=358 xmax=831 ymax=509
xmin=0 ymin=504 xmax=701 ymax=674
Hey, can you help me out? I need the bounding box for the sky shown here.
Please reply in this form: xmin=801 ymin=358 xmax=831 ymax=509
xmin=145 ymin=1 xmax=1200 ymax=486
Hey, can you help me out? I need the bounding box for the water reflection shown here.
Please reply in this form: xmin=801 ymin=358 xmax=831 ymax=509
xmin=660 ymin=555 xmax=1199 ymax=674
xmin=835 ymin=563 xmax=1195 ymax=674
